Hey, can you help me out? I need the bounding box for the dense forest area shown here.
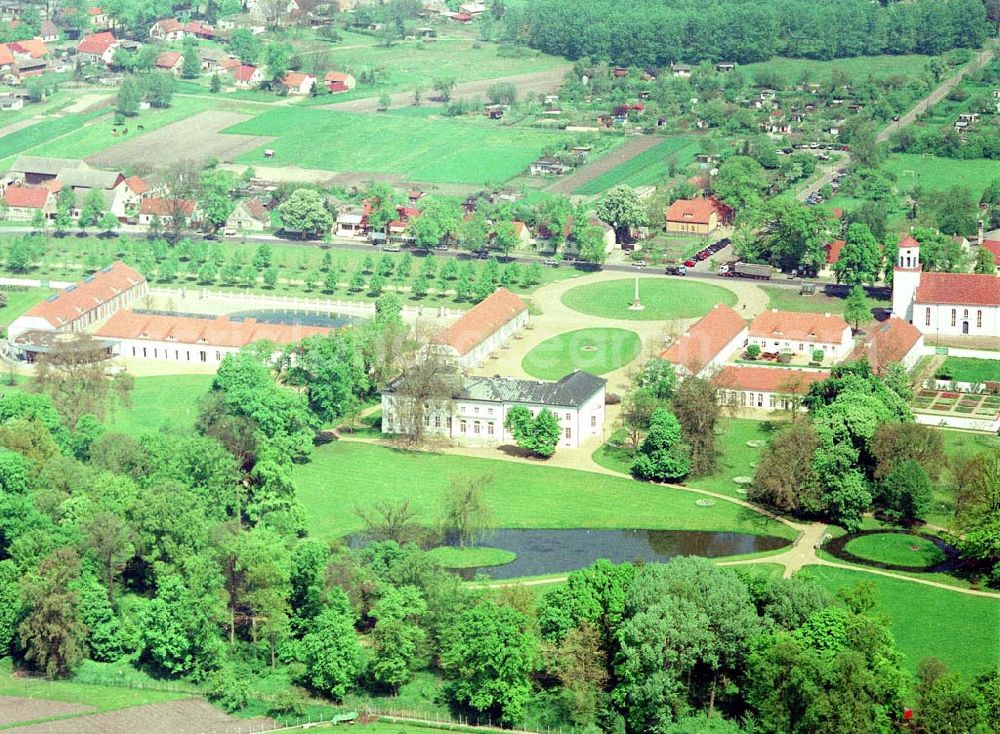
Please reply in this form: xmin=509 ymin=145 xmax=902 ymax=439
xmin=523 ymin=0 xmax=990 ymax=66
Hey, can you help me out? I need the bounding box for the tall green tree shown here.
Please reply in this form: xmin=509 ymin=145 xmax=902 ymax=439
xmin=843 ymin=285 xmax=871 ymax=330
xmin=504 ymin=406 xmax=561 ymax=458
xmin=595 ymin=186 xmax=646 ymax=244
xmin=631 ymin=408 xmax=691 ymax=482
xmin=18 ymin=548 xmax=87 ymax=678
xmin=301 ymin=589 xmax=363 ymax=700
xmin=834 ymin=223 xmax=882 ymax=286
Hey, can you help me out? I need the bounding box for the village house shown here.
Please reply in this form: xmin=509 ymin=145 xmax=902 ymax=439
xmin=149 ymin=18 xmax=185 ymax=40
xmin=336 ymin=202 xmax=370 ymax=238
xmin=747 ymin=309 xmax=854 ymax=362
xmin=138 ymin=197 xmax=201 ymax=226
xmin=199 ymin=47 xmax=228 ymax=72
xmin=529 ymin=157 xmax=571 ymax=176
xmin=848 ymin=317 xmax=924 ymax=375
xmin=2 ymin=185 xmax=54 ymax=220
xmin=382 ymin=370 xmax=606 ymax=449
xmin=821 ymin=239 xmax=845 ymax=277
xmin=7 ymin=261 xmax=147 ymax=342
xmin=511 ymin=220 xmax=532 ymax=247
xmin=76 ymin=31 xmax=118 ymax=64
xmin=893 ymin=234 xmax=1000 ymax=337
xmin=155 ymin=50 xmax=183 ymax=75
xmin=281 ymin=70 xmax=315 ymax=95
xmin=233 ymin=64 xmax=263 ymax=89
xmin=0 ymin=93 xmax=23 ymax=110
xmin=661 ymin=304 xmax=748 ymax=379
xmin=87 ymin=6 xmax=110 ymax=28
xmin=664 ymin=197 xmax=718 ymax=234
xmin=184 ymin=21 xmax=216 ymax=39
xmin=713 ymin=365 xmax=830 ymax=412
xmin=95 ymin=311 xmax=328 ymax=364
xmin=39 ymin=20 xmax=59 ymax=43
xmin=431 ymin=287 xmax=529 ymax=369
xmin=226 ymin=198 xmax=270 ymax=232
xmin=324 ymin=70 xmax=356 ymax=93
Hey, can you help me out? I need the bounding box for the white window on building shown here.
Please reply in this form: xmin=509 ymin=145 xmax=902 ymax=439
xmin=487 ymin=423 xmax=494 ymax=435
xmin=925 ymin=308 xmax=931 ymax=326
xmin=434 ymin=416 xmax=441 ymax=428
xmin=564 ymin=427 xmax=571 ymax=439
xmin=977 ymin=310 xmax=982 ymax=328
xmin=565 ymin=413 xmax=570 ymax=421
xmin=590 ymin=415 xmax=596 ymax=427
xmin=474 ymin=406 xmax=480 ymax=414
xmin=460 ymin=420 xmax=467 ymax=433
xmin=487 ymin=408 xmax=494 ymax=415
xmin=951 ymin=309 xmax=956 ymax=327
xmin=474 ymin=421 xmax=481 ymax=434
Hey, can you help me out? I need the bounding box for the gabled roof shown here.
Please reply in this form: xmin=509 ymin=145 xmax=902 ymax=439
xmin=9 ymin=38 xmax=49 ymax=58
xmin=11 ymin=156 xmax=83 ymax=176
xmin=3 ymin=186 xmax=51 ymax=209
xmin=914 ymin=272 xmax=1000 ymax=307
xmin=25 ymin=262 xmax=145 ymax=329
xmin=324 ymin=70 xmax=353 ymax=82
xmin=848 ymin=318 xmax=922 ymax=375
xmin=140 ymin=197 xmax=196 ymax=217
xmin=433 ymin=287 xmax=527 ymax=357
xmin=40 ymin=20 xmax=59 ymax=37
xmin=234 ymin=64 xmax=259 ymax=82
xmin=0 ymin=45 xmax=14 ymax=66
xmin=982 ymin=240 xmax=1000 ymax=267
xmin=666 ymin=197 xmax=715 ymax=225
xmin=749 ymin=309 xmax=850 ymax=344
xmin=124 ymin=175 xmax=149 ymax=195
xmin=661 ymin=304 xmax=747 ymax=374
xmin=282 ymin=70 xmax=313 ymax=87
xmin=712 ymin=365 xmax=830 ymax=393
xmin=95 ymin=310 xmax=328 ymax=348
xmin=184 ymin=20 xmax=215 ymax=35
xmin=458 ymin=371 xmax=605 ymax=408
xmin=78 ymin=31 xmax=116 ymax=55
xmin=155 ymin=50 xmax=182 ymax=69
xmin=56 ymin=168 xmax=124 ymax=190
xmin=152 ymin=18 xmax=184 ymax=33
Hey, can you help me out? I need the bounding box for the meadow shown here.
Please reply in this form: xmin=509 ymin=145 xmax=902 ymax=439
xmin=573 ymin=137 xmax=699 ymax=195
xmin=883 ymin=153 xmax=1000 ymax=194
xmin=0 ymin=286 xmax=55 ymax=329
xmin=105 ymin=374 xmax=214 ymax=436
xmin=798 ymin=565 xmax=1000 ymax=676
xmin=521 ymin=327 xmax=641 ymax=379
xmin=225 ymin=108 xmax=571 ymax=184
xmin=0 ymin=110 xmax=105 ymax=170
xmin=560 ymin=278 xmax=737 ymax=321
xmin=761 ymin=285 xmax=890 ymax=317
xmin=292 ymin=440 xmax=796 ymax=542
xmin=938 ymin=356 xmax=1000 ymax=383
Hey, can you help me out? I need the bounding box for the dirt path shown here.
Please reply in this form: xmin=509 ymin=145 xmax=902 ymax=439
xmin=545 ymin=135 xmax=662 ymax=197
xmin=320 ymin=65 xmax=570 ymax=113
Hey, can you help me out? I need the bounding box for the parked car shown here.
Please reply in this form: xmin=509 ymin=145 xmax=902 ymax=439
xmin=684 ymin=259 xmax=696 ymax=267
xmin=631 ymin=260 xmax=647 ymax=268
xmin=544 ymin=258 xmax=559 ymax=267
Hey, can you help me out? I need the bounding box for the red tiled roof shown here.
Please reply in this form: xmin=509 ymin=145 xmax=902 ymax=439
xmin=0 ymin=45 xmax=13 ymax=65
xmin=87 ymin=6 xmax=103 ymax=15
xmin=325 ymin=71 xmax=353 ymax=82
xmin=282 ymin=71 xmax=313 ymax=87
xmin=26 ymin=261 xmax=145 ymax=329
xmin=155 ymin=50 xmax=182 ymax=69
xmin=9 ymin=38 xmax=49 ymax=58
xmin=245 ymin=199 xmax=268 ymax=220
xmin=433 ymin=287 xmax=526 ymax=356
xmin=749 ymin=309 xmax=850 ymax=344
xmin=95 ymin=310 xmax=329 ymax=348
xmin=184 ymin=21 xmax=215 ymax=36
xmin=982 ymin=240 xmax=1000 ymax=267
xmin=712 ymin=365 xmax=830 ymax=393
xmin=897 ymin=234 xmax=920 ymax=249
xmin=153 ymin=18 xmax=183 ymax=33
xmin=234 ymin=64 xmax=258 ymax=82
xmin=666 ymin=197 xmax=715 ymax=225
xmin=78 ymin=31 xmax=115 ymax=55
xmin=3 ymin=186 xmax=50 ymax=209
xmin=848 ymin=317 xmax=922 ymax=375
xmin=914 ymin=272 xmax=1000 ymax=307
xmin=825 ymin=239 xmax=845 ymax=265
xmin=124 ymin=175 xmax=149 ymax=195
xmin=140 ymin=197 xmax=195 ymax=217
xmin=661 ymin=304 xmax=746 ymax=374
xmin=327 ymin=80 xmax=347 ymax=92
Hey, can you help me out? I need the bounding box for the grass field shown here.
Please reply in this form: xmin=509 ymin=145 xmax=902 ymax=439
xmin=560 ymin=278 xmax=737 ymax=321
xmin=741 ymin=54 xmax=937 ymax=84
xmin=293 ymin=441 xmax=796 ymax=542
xmin=425 ymin=546 xmax=516 ymax=569
xmin=761 ymin=285 xmax=890 ymax=317
xmin=842 ymin=533 xmax=947 ymax=568
xmin=798 ymin=565 xmax=1000 ymax=676
xmin=0 ymin=109 xmax=105 ymax=163
xmin=225 ymin=108 xmax=571 ymax=184
xmin=938 ymin=357 xmax=1000 ymax=383
xmin=884 ymin=154 xmax=1000 ymax=194
xmin=0 ymin=287 xmax=55 ymax=329
xmin=573 ymin=137 xmax=699 ymax=195
xmin=104 ymin=374 xmax=213 ymax=435
xmin=521 ymin=327 xmax=641 ymax=379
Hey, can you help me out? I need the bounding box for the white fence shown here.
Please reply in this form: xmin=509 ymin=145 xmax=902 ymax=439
xmin=920 ymin=346 xmax=1000 ymax=360
xmin=915 ymin=412 xmax=1000 ymax=433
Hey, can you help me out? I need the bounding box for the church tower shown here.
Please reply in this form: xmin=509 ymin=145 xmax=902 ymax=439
xmin=892 ymin=234 xmax=922 ymax=323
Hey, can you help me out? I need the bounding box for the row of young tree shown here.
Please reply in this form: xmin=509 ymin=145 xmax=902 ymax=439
xmin=522 ymin=0 xmax=989 ymax=67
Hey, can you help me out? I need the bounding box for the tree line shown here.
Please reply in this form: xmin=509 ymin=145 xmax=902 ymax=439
xmin=521 ymin=0 xmax=990 ymax=67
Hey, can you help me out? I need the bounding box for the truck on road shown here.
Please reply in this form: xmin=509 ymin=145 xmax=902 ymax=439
xmin=719 ymin=261 xmax=773 ymax=280
xmin=664 ymin=263 xmax=687 ymax=276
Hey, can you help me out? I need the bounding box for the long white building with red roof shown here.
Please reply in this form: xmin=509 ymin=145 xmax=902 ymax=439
xmin=660 ymin=304 xmax=747 ymax=378
xmin=431 ymin=287 xmax=528 ymax=369
xmin=893 ymin=235 xmax=1000 ymax=337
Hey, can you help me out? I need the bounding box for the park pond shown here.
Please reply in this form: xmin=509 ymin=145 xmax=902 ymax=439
xmin=350 ymin=529 xmax=789 ymax=579
xmin=825 ymin=530 xmax=961 ymax=573
xmin=228 ymin=308 xmax=366 ymax=328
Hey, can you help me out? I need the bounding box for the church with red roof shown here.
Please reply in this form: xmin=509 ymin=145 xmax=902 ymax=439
xmin=892 ymin=234 xmax=999 ymax=337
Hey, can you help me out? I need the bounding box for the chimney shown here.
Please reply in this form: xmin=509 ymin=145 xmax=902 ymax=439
xmin=824 ymin=312 xmax=830 ymax=318
xmin=771 ymin=307 xmax=778 ymax=313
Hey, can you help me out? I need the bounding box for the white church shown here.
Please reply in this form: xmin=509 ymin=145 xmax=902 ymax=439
xmin=892 ymin=235 xmax=1000 ymax=338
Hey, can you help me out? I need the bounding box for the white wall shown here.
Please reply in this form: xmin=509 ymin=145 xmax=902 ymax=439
xmin=694 ymin=326 xmax=748 ymax=379
xmin=915 ymin=413 xmax=1000 ymax=433
xmin=747 ymin=327 xmax=853 ymax=361
xmin=914 ymin=303 xmax=999 ymax=338
xmin=113 ymin=338 xmax=239 ymax=363
xmin=456 ymin=308 xmax=529 ymax=369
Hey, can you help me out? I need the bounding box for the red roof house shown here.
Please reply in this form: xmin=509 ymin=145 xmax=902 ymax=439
xmin=661 ymin=304 xmax=748 ymax=377
xmin=3 ymin=186 xmax=52 ymax=211
xmin=155 ymin=50 xmax=183 ymax=73
xmin=848 ymin=317 xmax=924 ymax=374
xmin=432 ymin=288 xmax=527 ymax=365
xmin=665 ymin=197 xmax=718 ymax=233
xmin=77 ymin=31 xmax=117 ymax=61
xmin=982 ymin=239 xmax=1000 ymax=267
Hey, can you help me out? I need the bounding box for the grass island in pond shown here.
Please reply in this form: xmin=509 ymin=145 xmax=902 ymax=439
xmin=426 ymin=546 xmax=517 ymax=569
xmin=521 ymin=327 xmax=641 ymax=380
xmin=561 ymin=278 xmax=737 ymax=321
xmin=842 ymin=532 xmax=948 ymax=569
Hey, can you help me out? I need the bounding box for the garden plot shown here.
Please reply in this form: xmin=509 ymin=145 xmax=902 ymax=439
xmin=912 ymin=389 xmax=1000 ymax=419
xmin=0 ymin=696 xmax=95 ymax=727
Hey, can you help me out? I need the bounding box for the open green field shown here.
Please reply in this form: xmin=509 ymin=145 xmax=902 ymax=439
xmin=0 ymin=110 xmax=105 ymax=166
xmin=573 ymin=137 xmax=699 ymax=195
xmin=741 ymin=54 xmax=937 ymax=84
xmin=521 ymin=327 xmax=641 ymax=379
xmin=761 ymin=285 xmax=890 ymax=317
xmin=843 ymin=533 xmax=947 ymax=568
xmin=293 ymin=441 xmax=796 ymax=542
xmin=884 ymin=154 xmax=1000 ymax=194
xmin=225 ymin=108 xmax=571 ymax=184
xmin=560 ymin=277 xmax=737 ymax=321
xmin=798 ymin=565 xmax=1000 ymax=676
xmin=105 ymin=374 xmax=214 ymax=436
xmin=938 ymin=357 xmax=1000 ymax=383
xmin=0 ymin=287 xmax=55 ymax=329
xmin=425 ymin=545 xmax=516 ymax=569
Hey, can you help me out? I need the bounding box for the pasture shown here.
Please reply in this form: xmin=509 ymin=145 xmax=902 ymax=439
xmin=292 ymin=440 xmax=796 ymax=541
xmin=937 ymin=356 xmax=1000 ymax=383
xmin=0 ymin=110 xmax=105 ymax=170
xmin=521 ymin=327 xmax=641 ymax=379
xmin=574 ymin=137 xmax=699 ymax=195
xmin=560 ymin=277 xmax=737 ymax=321
xmin=225 ymin=108 xmax=571 ymax=184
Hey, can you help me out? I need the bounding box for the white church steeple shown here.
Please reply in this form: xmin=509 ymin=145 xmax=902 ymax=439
xmin=892 ymin=234 xmax=922 ymax=323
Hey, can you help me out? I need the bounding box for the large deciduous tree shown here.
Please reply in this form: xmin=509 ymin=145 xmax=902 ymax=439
xmin=834 ymin=222 xmax=882 ymax=286
xmin=18 ymin=548 xmax=87 ymax=678
xmin=595 ymin=186 xmax=645 ymax=244
xmin=301 ymin=589 xmax=363 ymax=700
xmin=504 ymin=406 xmax=561 ymax=458
xmin=631 ymin=408 xmax=691 ymax=482
xmin=278 ymin=189 xmax=332 ymax=238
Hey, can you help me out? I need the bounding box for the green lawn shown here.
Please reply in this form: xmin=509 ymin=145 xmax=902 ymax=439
xmin=573 ymin=137 xmax=699 ymax=195
xmin=293 ymin=441 xmax=796 ymax=542
xmin=797 ymin=565 xmax=1000 ymax=676
xmin=884 ymin=154 xmax=1000 ymax=194
xmin=0 ymin=109 xmax=105 ymax=161
xmin=740 ymin=54 xmax=938 ymax=84
xmin=425 ymin=546 xmax=516 ymax=569
xmin=842 ymin=533 xmax=946 ymax=568
xmin=560 ymin=278 xmax=737 ymax=321
xmin=521 ymin=327 xmax=641 ymax=380
xmin=937 ymin=357 xmax=1000 ymax=383
xmin=0 ymin=287 xmax=55 ymax=329
xmin=225 ymin=108 xmax=571 ymax=184
xmin=105 ymin=374 xmax=213 ymax=436
xmin=761 ymin=285 xmax=890 ymax=317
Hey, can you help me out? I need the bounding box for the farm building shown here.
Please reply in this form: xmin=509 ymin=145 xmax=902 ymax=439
xmin=1 ymin=185 xmax=54 ymax=220
xmin=9 ymin=156 xmax=83 ymax=184
xmin=54 ymin=167 xmax=130 ymax=219
xmin=226 ymin=198 xmax=270 ymax=232
xmin=138 ymin=197 xmax=201 ymax=226
xmin=7 ymin=261 xmax=147 ymax=343
xmin=336 ymin=204 xmax=370 ymax=238
xmin=747 ymin=309 xmax=854 ymax=362
xmin=324 ymin=70 xmax=356 ymax=92
xmin=529 ymin=157 xmax=571 ymax=176
xmin=233 ymin=64 xmax=263 ymax=89
xmin=431 ymin=287 xmax=528 ymax=369
xmin=282 ymin=71 xmax=315 ymax=95
xmin=95 ymin=311 xmax=329 ymax=364
xmin=712 ymin=365 xmax=830 ymax=412
xmin=665 ymin=197 xmax=718 ymax=235
xmin=149 ymin=18 xmax=185 ymax=40
xmin=76 ymin=31 xmax=118 ymax=64
xmin=661 ymin=304 xmax=748 ymax=378
xmin=892 ymin=235 xmax=1000 ymax=337
xmin=382 ymin=370 xmax=606 ymax=449
xmin=155 ymin=50 xmax=183 ymax=74
xmin=849 ymin=317 xmax=924 ymax=375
